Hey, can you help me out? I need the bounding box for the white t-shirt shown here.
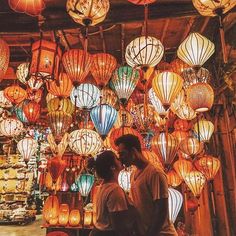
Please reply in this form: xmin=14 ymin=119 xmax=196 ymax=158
xmin=130 ymin=163 xmax=177 ymax=236
xmin=94 ymin=182 xmax=128 ymax=231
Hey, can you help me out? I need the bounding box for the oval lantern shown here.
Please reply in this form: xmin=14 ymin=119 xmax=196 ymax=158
xmin=176 ymin=103 xmax=196 ymax=120
xmin=75 ymin=173 xmax=94 ymax=197
xmin=170 ymin=90 xmax=185 ymax=114
xmin=179 ymin=137 xmax=204 ymax=157
xmin=47 ymin=98 xmax=75 ymax=115
xmin=0 ymin=91 xmax=12 ymax=108
xmin=114 ymin=109 xmax=133 ymax=128
xmin=0 ymin=118 xmax=23 ymax=137
xmin=193 ymin=119 xmax=214 ymax=142
xmin=168 ymin=187 xmax=183 ymax=223
xmin=43 ymin=195 xmax=60 ymax=223
xmin=143 ymin=149 xmax=163 ymax=170
xmin=23 ymin=100 xmax=40 ymax=123
xmin=4 ymin=85 xmax=27 ymax=104
xmin=0 ymin=38 xmax=9 ymax=81
xmin=167 ymin=170 xmax=182 ymax=187
xmin=118 ymin=169 xmax=132 ymax=193
xmin=173 ymin=159 xmax=193 ymax=180
xmin=101 ymin=87 xmax=118 ymax=107
xmin=16 ymin=62 xmax=29 ymax=84
xmin=172 ymin=130 xmax=189 ymax=144
xmin=69 ymin=209 xmax=81 ymax=226
xmin=15 ymin=101 xmax=28 ymax=123
xmin=58 ymin=204 xmax=70 ymax=226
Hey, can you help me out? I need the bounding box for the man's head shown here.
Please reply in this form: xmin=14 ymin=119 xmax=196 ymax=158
xmin=115 ymin=134 xmax=142 ymax=167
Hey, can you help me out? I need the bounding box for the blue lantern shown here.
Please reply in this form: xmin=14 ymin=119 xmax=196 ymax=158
xmin=90 ymin=104 xmax=117 ymax=139
xmin=75 ymin=173 xmax=94 ymax=197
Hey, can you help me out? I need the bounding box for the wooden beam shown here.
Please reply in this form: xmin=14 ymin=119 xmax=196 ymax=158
xmin=179 ymin=17 xmax=196 ymax=43
xmin=199 ymin=17 xmax=211 ymax=34
xmin=160 ymin=19 xmax=170 ymax=43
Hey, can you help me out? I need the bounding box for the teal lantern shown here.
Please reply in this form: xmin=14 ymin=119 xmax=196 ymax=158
xmin=76 ymin=173 xmax=94 ymax=197
xmin=90 ymin=104 xmax=117 ymax=139
xmin=14 ymin=101 xmax=28 ymax=123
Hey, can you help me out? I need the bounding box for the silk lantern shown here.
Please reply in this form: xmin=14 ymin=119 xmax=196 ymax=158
xmin=15 ymin=101 xmax=28 ymax=123
xmin=176 ymin=103 xmax=196 ymax=120
xmin=23 ymin=100 xmax=40 ymax=123
xmin=167 ymin=170 xmax=182 ymax=187
xmin=69 ymin=209 xmax=81 ymax=226
xmin=101 ymin=87 xmax=118 ymax=107
xmin=170 ymin=58 xmax=189 ymax=76
xmin=179 ymin=137 xmax=203 ymax=157
xmin=170 ymin=90 xmax=185 ymax=114
xmin=173 ymin=159 xmax=193 ymax=180
xmin=43 ymin=195 xmax=60 ymax=222
xmin=172 ymin=130 xmax=189 ymax=144
xmin=4 ymin=85 xmax=27 ymax=104
xmin=76 ymin=173 xmax=94 ymax=197
xmin=143 ymin=149 xmax=163 ymax=170
xmin=58 ymin=204 xmax=70 ymax=226
xmin=47 ymin=98 xmax=75 ymax=115
xmin=114 ymin=109 xmax=133 ymax=128
xmin=193 ymin=119 xmax=214 ymax=142
xmin=118 ymin=169 xmax=132 ymax=193
xmin=0 ymin=118 xmax=23 ymax=137
xmin=16 ymin=62 xmax=29 ymax=84
xmin=0 ymin=38 xmax=9 ymax=81
xmin=0 ymin=91 xmax=12 ymax=108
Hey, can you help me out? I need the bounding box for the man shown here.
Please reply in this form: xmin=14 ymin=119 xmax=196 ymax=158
xmin=115 ymin=134 xmax=177 ymax=236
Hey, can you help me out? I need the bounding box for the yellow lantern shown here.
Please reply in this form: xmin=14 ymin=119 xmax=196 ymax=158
xmin=0 ymin=38 xmax=9 ymax=81
xmin=47 ymin=97 xmax=75 ymax=115
xmin=173 ymin=159 xmax=193 ymax=180
xmin=179 ymin=137 xmax=203 ymax=157
xmin=69 ymin=209 xmax=81 ymax=226
xmin=16 ymin=62 xmax=29 ymax=85
xmin=84 ymin=210 xmax=93 ymax=226
xmin=167 ymin=170 xmax=182 ymax=187
xmin=193 ymin=119 xmax=214 ymax=142
xmin=0 ymin=91 xmax=12 ymax=108
xmin=101 ymin=87 xmax=118 ymax=107
xmin=58 ymin=204 xmax=70 ymax=226
xmin=0 ymin=118 xmax=23 ymax=137
xmin=143 ymin=149 xmax=163 ymax=170
xmin=172 ymin=130 xmax=189 ymax=144
xmin=175 ymin=103 xmax=196 ymax=120
xmin=4 ymin=85 xmax=27 ymax=104
xmin=114 ymin=109 xmax=133 ymax=128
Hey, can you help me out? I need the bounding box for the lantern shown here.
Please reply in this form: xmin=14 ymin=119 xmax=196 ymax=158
xmin=125 ymin=36 xmax=164 ymax=70
xmin=170 ymin=90 xmax=185 ymax=114
xmin=176 ymin=103 xmax=196 ymax=120
xmin=179 ymin=137 xmax=203 ymax=157
xmin=26 ymin=88 xmax=42 ymax=103
xmin=0 ymin=118 xmax=23 ymax=137
xmin=184 ymin=170 xmax=206 ymax=198
xmin=101 ymin=87 xmax=118 ymax=107
xmin=177 ymin=32 xmax=215 ymax=67
xmin=195 ymin=155 xmax=221 ymax=180
xmin=23 ymin=100 xmax=40 ymax=123
xmin=172 ymin=130 xmax=189 ymax=144
xmin=173 ymin=159 xmax=193 ymax=180
xmin=151 ymin=133 xmax=179 ymax=165
xmin=90 ymin=104 xmax=118 ymax=139
xmin=15 ymin=101 xmax=28 ymax=123
xmin=46 ymin=73 xmax=73 ymax=98
xmin=69 ymin=129 xmax=103 ymax=156
xmin=63 ymin=49 xmax=92 ymax=86
xmin=118 ymin=169 xmax=132 ymax=193
xmin=16 ymin=62 xmax=29 ymax=84
xmin=167 ymin=170 xmax=182 ymax=187
xmin=4 ymin=85 xmax=27 ymax=104
xmin=168 ymin=187 xmax=183 ymax=223
xmin=110 ymin=66 xmax=140 ymax=105
xmin=143 ymin=149 xmax=163 ymax=170
xmin=46 ymin=93 xmax=56 ymax=103
xmin=91 ymin=53 xmax=117 ymax=87
xmin=47 ymin=98 xmax=75 ymax=115
xmin=152 ymin=71 xmax=183 ymax=110
xmin=27 ymin=76 xmax=44 ymax=90
xmin=84 ymin=209 xmax=93 ymax=226
xmin=0 ymin=38 xmax=9 ymax=80
xmin=30 ymin=39 xmax=62 ymax=80
xmin=45 ymin=172 xmax=62 ymax=191
xmin=67 ymin=0 xmax=110 ymax=26
xmin=128 ymin=0 xmax=156 ymax=5
xmin=70 ymin=84 xmax=100 ymax=110
xmin=17 ymin=137 xmax=38 ymax=163
xmin=49 ymin=218 xmax=58 ymax=226
xmin=0 ymin=91 xmax=12 ymax=108
xmin=187 ymin=82 xmax=214 ymax=112
xmin=76 ymin=173 xmax=94 ymax=197
xmin=193 ymin=119 xmax=214 ymax=142
xmin=69 ymin=209 xmax=81 ymax=226
xmin=58 ymin=204 xmax=70 ymax=226
xmin=170 ymin=58 xmax=189 ymax=76
xmin=174 ymin=119 xmax=190 ymax=131
xmin=114 ymin=109 xmax=133 ymax=128
xmin=43 ymin=195 xmax=60 ymax=223
xmin=8 ymin=0 xmax=45 ymax=16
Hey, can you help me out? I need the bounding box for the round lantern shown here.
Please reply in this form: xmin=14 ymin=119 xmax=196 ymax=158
xmin=114 ymin=109 xmax=133 ymax=128
xmin=84 ymin=209 xmax=93 ymax=226
xmin=46 ymin=73 xmax=73 ymax=98
xmin=69 ymin=129 xmax=103 ymax=156
xmin=173 ymin=159 xmax=193 ymax=180
xmin=170 ymin=90 xmax=185 ymax=114
xmin=4 ymin=85 xmax=27 ymax=104
xmin=0 ymin=118 xmax=23 ymax=137
xmin=16 ymin=62 xmax=29 ymax=84
xmin=76 ymin=173 xmax=94 ymax=197
xmin=110 ymin=66 xmax=140 ymax=105
xmin=15 ymin=101 xmax=28 ymax=123
xmin=43 ymin=195 xmax=60 ymax=223
xmin=69 ymin=209 xmax=81 ymax=226
xmin=167 ymin=170 xmax=182 ymax=187
xmin=62 ymin=49 xmax=92 ymax=86
xmin=0 ymin=91 xmax=12 ymax=108
xmin=101 ymin=87 xmax=118 ymax=107
xmin=91 ymin=53 xmax=117 ymax=87
xmin=118 ymin=169 xmax=132 ymax=193
xmin=177 ymin=32 xmax=215 ymax=67
xmin=70 ymin=84 xmax=100 ymax=110
xmin=125 ymin=36 xmax=164 ymax=69
xmin=184 ymin=170 xmax=206 ymax=198
xmin=193 ymin=119 xmax=214 ymax=142
xmin=187 ymin=82 xmax=214 ymax=112
xmin=172 ymin=130 xmax=189 ymax=144
xmin=47 ymin=98 xmax=75 ymax=115
xmin=67 ymin=0 xmax=110 ymax=26
xmin=26 ymin=88 xmax=42 ymax=103
xmin=0 ymin=38 xmax=9 ymax=81
xmin=23 ymin=100 xmax=40 ymax=123
xmin=176 ymin=103 xmax=196 ymax=120
xmin=90 ymin=104 xmax=118 ymax=139
xmin=152 ymin=71 xmax=183 ymax=109
xmin=195 ymin=155 xmax=220 ymax=181
xmin=179 ymin=137 xmax=203 ymax=157
xmin=151 ymin=133 xmax=179 ymax=165
xmin=170 ymin=58 xmax=189 ymax=76
xmin=168 ymin=187 xmax=183 ymax=223
xmin=17 ymin=137 xmax=38 ymax=163
xmin=58 ymin=204 xmax=70 ymax=226
xmin=46 ymin=93 xmax=56 ymax=103
xmin=128 ymin=0 xmax=156 ymax=5
xmin=143 ymin=149 xmax=163 ymax=170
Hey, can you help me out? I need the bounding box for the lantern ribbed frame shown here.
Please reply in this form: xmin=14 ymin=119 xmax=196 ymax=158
xmin=193 ymin=119 xmax=214 ymax=142
xmin=173 ymin=159 xmax=193 ymax=180
xmin=23 ymin=101 xmax=40 ymax=123
xmin=128 ymin=0 xmax=156 ymax=5
xmin=16 ymin=62 xmax=29 ymax=85
xmin=67 ymin=0 xmax=110 ymax=26
xmin=76 ymin=173 xmax=95 ymax=196
xmin=4 ymin=85 xmax=27 ymax=104
xmin=0 ymin=118 xmax=23 ymax=137
xmin=177 ymin=32 xmax=215 ymax=67
xmin=143 ymin=149 xmax=163 ymax=170
xmin=176 ymin=103 xmax=196 ymax=120
xmin=179 ymin=137 xmax=203 ymax=156
xmin=42 ymin=195 xmax=60 ymax=223
xmin=170 ymin=58 xmax=189 ymax=76
xmin=167 ymin=170 xmax=182 ymax=187
xmin=101 ymin=87 xmax=118 ymax=107
xmin=114 ymin=109 xmax=133 ymax=128
xmin=69 ymin=209 xmax=81 ymax=226
xmin=170 ymin=90 xmax=185 ymax=113
xmin=0 ymin=91 xmax=12 ymax=108
xmin=0 ymin=38 xmax=9 ymax=80
xmin=47 ymin=97 xmax=75 ymax=115
xmin=172 ymin=130 xmax=189 ymax=144
xmin=174 ymin=119 xmax=190 ymax=131
xmin=27 ymin=76 xmax=44 ymax=90
xmin=125 ymin=36 xmax=164 ymax=69
xmin=118 ymin=169 xmax=131 ymax=193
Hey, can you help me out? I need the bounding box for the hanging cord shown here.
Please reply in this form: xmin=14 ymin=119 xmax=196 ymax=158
xmin=144 ymin=4 xmax=149 ymax=38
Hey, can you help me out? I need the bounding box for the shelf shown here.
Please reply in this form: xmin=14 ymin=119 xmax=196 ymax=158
xmin=42 ymin=224 xmax=93 ymax=230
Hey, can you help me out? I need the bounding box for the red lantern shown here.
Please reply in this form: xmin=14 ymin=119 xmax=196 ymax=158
xmin=23 ymin=100 xmax=40 ymax=123
xmin=174 ymin=119 xmax=190 ymax=131
xmin=170 ymin=58 xmax=189 ymax=75
xmin=4 ymin=85 xmax=27 ymax=104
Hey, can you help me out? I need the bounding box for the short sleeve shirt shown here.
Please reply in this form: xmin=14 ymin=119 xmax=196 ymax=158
xmin=94 ymin=182 xmax=128 ymax=231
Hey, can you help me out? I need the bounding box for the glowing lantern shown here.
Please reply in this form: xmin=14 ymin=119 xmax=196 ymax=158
xmin=17 ymin=137 xmax=38 ymax=163
xmin=170 ymin=58 xmax=189 ymax=76
xmin=168 ymin=187 xmax=183 ymax=223
xmin=184 ymin=170 xmax=206 ymax=198
xmin=23 ymin=100 xmax=40 ymax=123
xmin=174 ymin=119 xmax=190 ymax=131
xmin=4 ymin=85 xmax=27 ymax=104
xmin=170 ymin=90 xmax=185 ymax=114
xmin=193 ymin=119 xmax=214 ymax=142
xmin=125 ymin=36 xmax=164 ymax=69
xmin=91 ymin=53 xmax=117 ymax=87
xmin=46 ymin=73 xmax=73 ymax=98
xmin=63 ymin=49 xmax=92 ymax=86
xmin=114 ymin=109 xmax=133 ymax=128
xmin=0 ymin=38 xmax=9 ymax=80
xmin=26 ymin=88 xmax=42 ymax=103
xmin=195 ymin=155 xmax=221 ymax=180
xmin=118 ymin=169 xmax=131 ymax=193
xmin=167 ymin=170 xmax=182 ymax=187
xmin=90 ymin=104 xmax=118 ymax=139
xmin=173 ymin=159 xmax=193 ymax=180
xmin=151 ymin=133 xmax=179 ymax=165
xmin=0 ymin=91 xmax=12 ymax=108
xmin=187 ymin=82 xmax=214 ymax=112
xmin=84 ymin=209 xmax=93 ymax=226
xmin=172 ymin=130 xmax=189 ymax=145
xmin=43 ymin=195 xmax=60 ymax=222
xmin=58 ymin=204 xmax=70 ymax=226
xmin=46 ymin=93 xmax=56 ymax=103
xmin=0 ymin=118 xmax=23 ymax=137
xmin=45 ymin=173 xmax=62 ymax=191
xmin=176 ymin=103 xmax=196 ymax=120
xmin=128 ymin=0 xmax=156 ymax=4
xmin=47 ymin=98 xmax=75 ymax=115
xmin=101 ymin=87 xmax=118 ymax=107
xmin=143 ymin=149 xmax=163 ymax=170
xmin=15 ymin=101 xmax=28 ymax=123
xmin=30 ymin=39 xmax=62 ymax=81
xmin=69 ymin=129 xmax=103 ymax=156
xmin=49 ymin=218 xmax=58 ymax=226
xmin=69 ymin=209 xmax=81 ymax=226
xmin=76 ymin=173 xmax=94 ymax=197
xmin=111 ymin=66 xmax=140 ymax=105
xmin=67 ymin=0 xmax=110 ymax=26
xmin=177 ymin=32 xmax=215 ymax=67
xmin=27 ymin=76 xmax=44 ymax=90
xmin=70 ymin=84 xmax=100 ymax=109
xmin=16 ymin=62 xmax=29 ymax=84
xmin=152 ymin=72 xmax=183 ymax=109
xmin=179 ymin=137 xmax=203 ymax=157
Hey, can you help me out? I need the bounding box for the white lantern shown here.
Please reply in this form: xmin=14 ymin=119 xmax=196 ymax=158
xmin=16 ymin=62 xmax=29 ymax=85
xmin=0 ymin=118 xmax=23 ymax=137
xmin=118 ymin=169 xmax=132 ymax=193
xmin=193 ymin=119 xmax=214 ymax=142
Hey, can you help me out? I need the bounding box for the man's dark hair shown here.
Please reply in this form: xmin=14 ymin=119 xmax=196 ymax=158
xmin=115 ymin=134 xmax=142 ymax=152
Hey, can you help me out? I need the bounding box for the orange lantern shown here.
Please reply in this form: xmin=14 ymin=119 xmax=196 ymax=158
xmin=174 ymin=119 xmax=190 ymax=131
xmin=26 ymin=88 xmax=42 ymax=103
xmin=114 ymin=109 xmax=133 ymax=128
xmin=4 ymin=85 xmax=27 ymax=104
xmin=128 ymin=0 xmax=156 ymax=5
xmin=0 ymin=38 xmax=9 ymax=81
xmin=143 ymin=149 xmax=163 ymax=170
xmin=84 ymin=210 xmax=93 ymax=226
xmin=91 ymin=53 xmax=117 ymax=87
xmin=167 ymin=170 xmax=182 ymax=187
xmin=47 ymin=98 xmax=75 ymax=115
xmin=62 ymin=49 xmax=92 ymax=86
xmin=172 ymin=130 xmax=189 ymax=144
xmin=170 ymin=58 xmax=189 ymax=76
xmin=30 ymin=39 xmax=62 ymax=81
xmin=195 ymin=155 xmax=221 ymax=181
xmin=23 ymin=101 xmax=40 ymax=123
xmin=45 ymin=172 xmax=62 ymax=191
xmin=179 ymin=137 xmax=203 ymax=157
xmin=101 ymin=87 xmax=118 ymax=107
xmin=49 ymin=218 xmax=58 ymax=226
xmin=69 ymin=209 xmax=81 ymax=226
xmin=46 ymin=73 xmax=73 ymax=98
xmin=58 ymin=204 xmax=70 ymax=226
xmin=43 ymin=195 xmax=60 ymax=223
xmin=173 ymin=159 xmax=193 ymax=180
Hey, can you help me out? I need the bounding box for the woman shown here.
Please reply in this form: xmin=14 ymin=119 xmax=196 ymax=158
xmin=89 ymin=150 xmax=138 ymax=236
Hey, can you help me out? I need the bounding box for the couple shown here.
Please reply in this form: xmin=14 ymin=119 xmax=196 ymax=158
xmin=89 ymin=134 xmax=177 ymax=236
